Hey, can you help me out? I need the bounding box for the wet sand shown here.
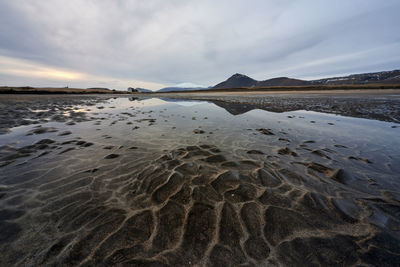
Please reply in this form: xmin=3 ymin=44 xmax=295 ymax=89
xmin=0 ymin=94 xmax=400 ymax=266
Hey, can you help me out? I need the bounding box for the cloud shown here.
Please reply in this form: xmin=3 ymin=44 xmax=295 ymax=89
xmin=0 ymin=55 xmax=165 ymax=90
xmin=0 ymin=0 xmax=399 ymax=89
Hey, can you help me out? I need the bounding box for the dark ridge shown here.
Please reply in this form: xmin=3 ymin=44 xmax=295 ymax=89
xmin=213 ymin=69 xmax=400 ymax=89
xmin=257 ymin=77 xmax=309 ymax=87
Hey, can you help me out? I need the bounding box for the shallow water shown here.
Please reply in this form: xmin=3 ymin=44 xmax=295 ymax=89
xmin=0 ymin=96 xmax=399 ymax=266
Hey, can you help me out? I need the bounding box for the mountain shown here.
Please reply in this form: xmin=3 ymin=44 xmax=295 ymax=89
xmin=310 ymin=70 xmax=400 ymax=85
xmin=213 ymin=70 xmax=400 ymax=89
xmin=213 ymin=74 xmax=308 ymax=88
xmin=152 ymin=69 xmax=400 ymax=93
xmin=157 ymin=86 xmax=208 ymax=92
xmin=213 ymin=73 xmax=257 ymax=89
xmin=257 ymin=77 xmax=309 ymax=87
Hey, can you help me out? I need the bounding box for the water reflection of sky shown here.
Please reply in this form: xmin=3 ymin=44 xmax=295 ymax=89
xmin=158 ymin=98 xmax=209 ymax=107
xmin=1 ymin=97 xmax=399 ymax=174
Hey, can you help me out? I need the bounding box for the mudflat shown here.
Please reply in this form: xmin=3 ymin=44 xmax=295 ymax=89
xmin=0 ymin=93 xmax=399 ymax=266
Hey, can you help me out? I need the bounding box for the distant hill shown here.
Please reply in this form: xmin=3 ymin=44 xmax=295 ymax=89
xmin=310 ymin=70 xmax=400 ymax=85
xmin=213 ymin=70 xmax=400 ymax=89
xmin=257 ymin=77 xmax=309 ymax=87
xmin=214 ymin=74 xmax=308 ymax=89
xmin=157 ymin=86 xmax=209 ymax=92
xmin=87 ymin=87 xmax=111 ymax=90
xmin=213 ymin=73 xmax=257 ymax=89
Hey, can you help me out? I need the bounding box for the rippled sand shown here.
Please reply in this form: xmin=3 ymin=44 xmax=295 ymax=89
xmin=0 ymin=95 xmax=399 ymax=266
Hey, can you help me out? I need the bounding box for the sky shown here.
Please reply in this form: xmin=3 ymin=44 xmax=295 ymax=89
xmin=0 ymin=0 xmax=399 ymax=91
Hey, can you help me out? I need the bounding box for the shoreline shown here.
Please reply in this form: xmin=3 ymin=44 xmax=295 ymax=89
xmin=1 ymin=85 xmax=400 ymax=95
xmin=145 ymin=88 xmax=400 ymax=96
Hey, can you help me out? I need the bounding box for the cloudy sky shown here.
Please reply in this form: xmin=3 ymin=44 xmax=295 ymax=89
xmin=1 ymin=0 xmax=399 ymax=90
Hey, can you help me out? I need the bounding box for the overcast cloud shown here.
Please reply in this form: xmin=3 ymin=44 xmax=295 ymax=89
xmin=0 ymin=0 xmax=399 ymax=90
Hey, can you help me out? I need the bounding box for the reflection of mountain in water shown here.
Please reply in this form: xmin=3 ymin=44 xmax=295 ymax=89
xmin=211 ymin=101 xmax=257 ymax=115
xmin=159 ymin=97 xmax=258 ymax=114
xmin=211 ymin=101 xmax=295 ymax=115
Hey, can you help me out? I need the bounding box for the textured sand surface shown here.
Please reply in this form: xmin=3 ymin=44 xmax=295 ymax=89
xmin=0 ymin=95 xmax=399 ymax=266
